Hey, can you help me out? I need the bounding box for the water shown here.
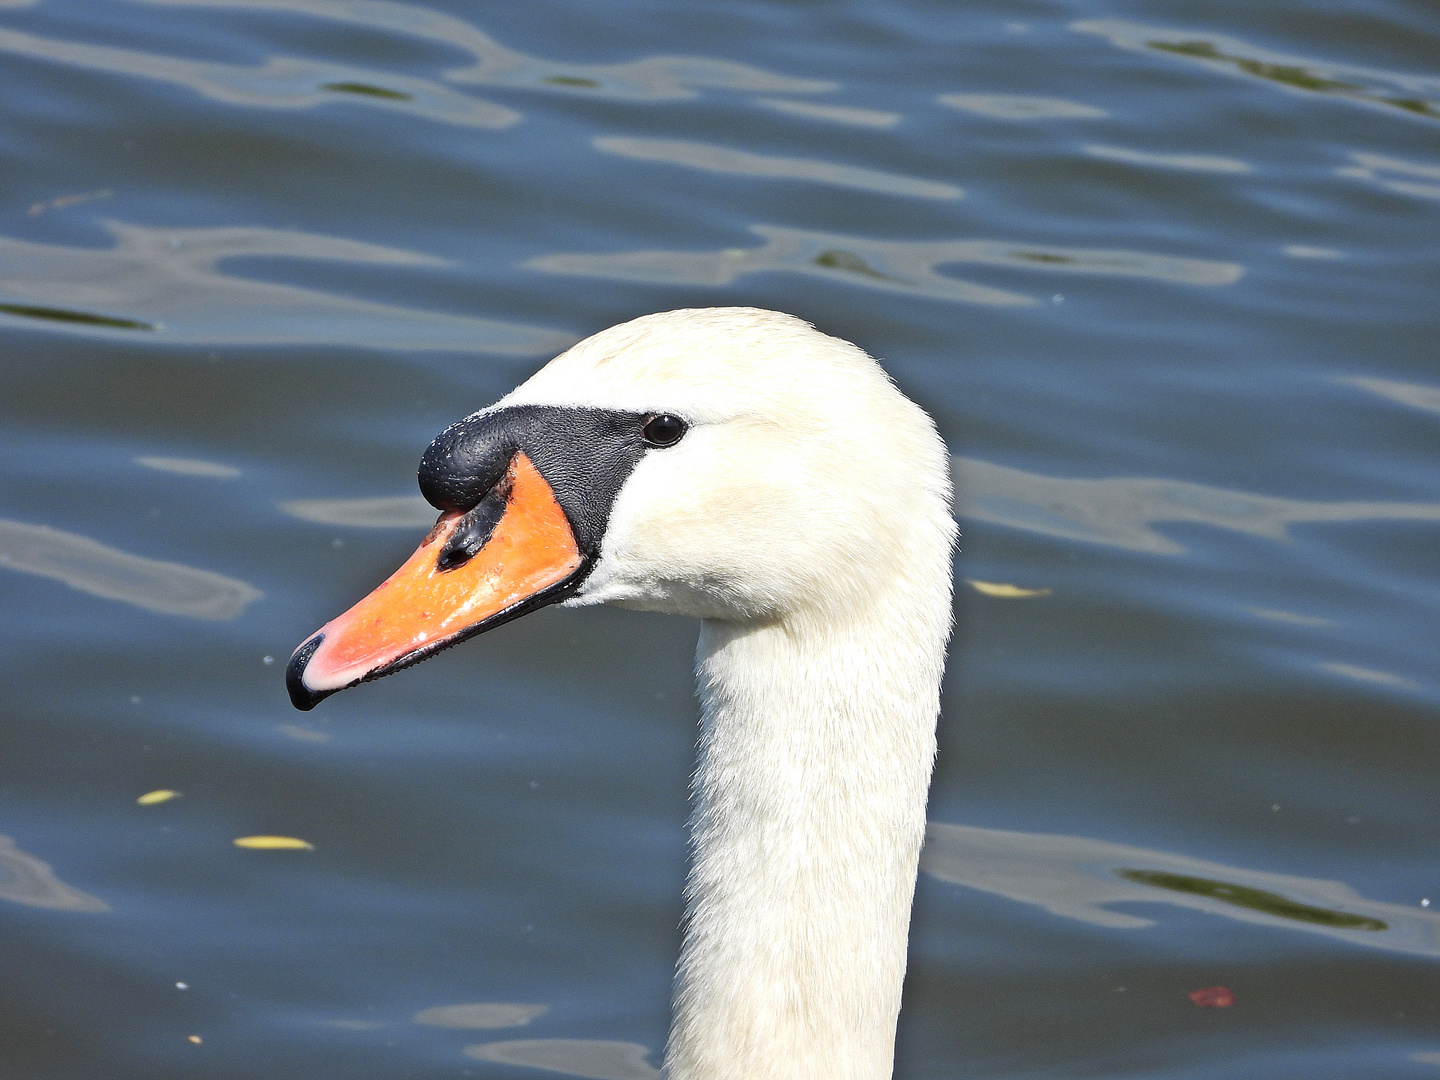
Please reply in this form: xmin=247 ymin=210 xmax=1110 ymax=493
xmin=0 ymin=0 xmax=1437 ymax=1076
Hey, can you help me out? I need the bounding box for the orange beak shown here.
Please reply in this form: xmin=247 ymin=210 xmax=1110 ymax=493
xmin=286 ymin=452 xmax=585 ymax=710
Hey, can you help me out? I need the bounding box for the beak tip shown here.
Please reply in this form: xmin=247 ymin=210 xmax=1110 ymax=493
xmin=285 ymin=634 xmax=331 ymax=711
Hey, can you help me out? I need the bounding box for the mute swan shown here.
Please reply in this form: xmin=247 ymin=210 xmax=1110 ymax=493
xmin=287 ymin=307 xmax=955 ymax=1080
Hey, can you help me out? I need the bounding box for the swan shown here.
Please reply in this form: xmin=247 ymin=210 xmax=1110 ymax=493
xmin=286 ymin=307 xmax=955 ymax=1080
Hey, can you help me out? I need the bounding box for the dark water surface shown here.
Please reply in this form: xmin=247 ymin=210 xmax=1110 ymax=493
xmin=1 ymin=0 xmax=1438 ymax=1077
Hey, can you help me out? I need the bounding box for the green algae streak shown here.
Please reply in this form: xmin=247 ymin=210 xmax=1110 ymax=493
xmin=1119 ymin=869 xmax=1388 ymax=930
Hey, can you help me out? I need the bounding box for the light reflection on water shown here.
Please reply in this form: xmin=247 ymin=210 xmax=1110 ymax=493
xmin=280 ymin=452 xmax=1440 ymax=558
xmin=922 ymin=823 xmax=1440 ymax=957
xmin=1337 ymin=151 xmax=1440 ymax=201
xmin=280 ymin=495 xmax=435 ymax=528
xmin=528 ymin=225 xmax=1241 ymax=307
xmin=0 ymin=221 xmax=573 ymax=352
xmin=1315 ymin=661 xmax=1421 ymax=693
xmin=752 ymin=97 xmax=901 ymax=128
xmin=1076 ymin=19 xmax=1440 ymax=121
xmin=0 ymin=21 xmax=519 ymax=128
xmin=413 ymin=1001 xmax=548 ymax=1029
xmin=591 ymin=137 xmax=963 ymax=201
xmin=134 ymin=455 xmax=242 ymax=478
xmin=464 ymin=1039 xmax=659 ymax=1080
xmin=1340 ymin=375 xmax=1440 ymax=416
xmin=937 ymin=93 xmax=1107 ymax=120
xmin=0 ymin=518 xmax=260 ymax=619
xmin=1083 ymin=144 xmax=1253 ymax=174
xmin=128 ymin=0 xmax=832 ymax=101
xmin=953 ymin=457 xmax=1440 ymax=555
xmin=0 ymin=0 xmax=1436 ymax=1076
xmin=0 ymin=835 xmax=109 ymax=912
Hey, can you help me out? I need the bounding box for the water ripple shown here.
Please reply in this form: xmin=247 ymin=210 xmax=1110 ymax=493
xmin=1339 ymin=375 xmax=1440 ymax=416
xmin=464 ymin=1039 xmax=659 ymax=1080
xmin=280 ymin=495 xmax=433 ymax=528
xmin=528 ymin=226 xmax=1240 ymax=307
xmin=753 ymin=98 xmax=900 ymax=128
xmin=938 ymin=94 xmax=1107 ymax=120
xmin=130 ymin=0 xmax=833 ymax=101
xmin=0 ymin=22 xmax=516 ymax=127
xmin=135 ymin=455 xmax=241 ymax=478
xmin=0 ymin=834 xmax=108 ymax=912
xmin=286 ymin=456 xmax=1440 ymax=561
xmin=592 ymin=137 xmax=961 ymax=200
xmin=0 ymin=518 xmax=260 ymax=619
xmin=1083 ymin=144 xmax=1253 ymax=174
xmin=1336 ymin=151 xmax=1440 ymax=202
xmin=0 ymin=221 xmax=573 ymax=353
xmin=414 ymin=1002 xmax=548 ymax=1029
xmin=1076 ymin=19 xmax=1440 ymax=122
xmin=923 ymin=822 xmax=1440 ymax=957
xmin=954 ymin=457 xmax=1440 ymax=554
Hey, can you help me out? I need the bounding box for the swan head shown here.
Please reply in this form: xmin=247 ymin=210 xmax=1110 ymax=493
xmin=287 ymin=307 xmax=954 ymax=709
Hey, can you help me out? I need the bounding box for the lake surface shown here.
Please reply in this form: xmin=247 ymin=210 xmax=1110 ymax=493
xmin=0 ymin=0 xmax=1438 ymax=1077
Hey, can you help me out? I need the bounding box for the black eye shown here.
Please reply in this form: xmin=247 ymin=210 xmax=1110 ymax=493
xmin=641 ymin=414 xmax=687 ymax=447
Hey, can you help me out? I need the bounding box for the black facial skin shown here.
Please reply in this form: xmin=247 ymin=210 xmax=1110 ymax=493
xmin=286 ymin=406 xmax=686 ymax=711
xmin=419 ymin=405 xmax=683 ymax=552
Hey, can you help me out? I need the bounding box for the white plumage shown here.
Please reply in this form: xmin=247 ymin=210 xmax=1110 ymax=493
xmin=500 ymin=308 xmax=956 ymax=1080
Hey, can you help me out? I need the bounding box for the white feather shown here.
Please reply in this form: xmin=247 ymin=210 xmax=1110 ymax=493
xmin=503 ymin=308 xmax=954 ymax=1080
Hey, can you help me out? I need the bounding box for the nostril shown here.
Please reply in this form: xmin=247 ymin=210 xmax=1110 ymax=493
xmin=436 ymin=483 xmax=509 ymax=571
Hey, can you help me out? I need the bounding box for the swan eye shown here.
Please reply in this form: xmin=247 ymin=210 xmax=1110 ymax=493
xmin=641 ymin=414 xmax=687 ymax=448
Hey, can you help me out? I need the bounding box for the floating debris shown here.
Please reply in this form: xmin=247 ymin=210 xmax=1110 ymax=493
xmin=137 ymin=790 xmax=179 ymax=806
xmin=1188 ymin=986 xmax=1235 ymax=1008
xmin=321 ymin=81 xmax=413 ymax=101
xmin=0 ymin=302 xmax=154 ymax=330
xmin=966 ymin=579 xmax=1052 ymax=598
xmin=1118 ymin=870 xmax=1387 ymax=930
xmin=233 ymin=836 xmax=314 ymax=850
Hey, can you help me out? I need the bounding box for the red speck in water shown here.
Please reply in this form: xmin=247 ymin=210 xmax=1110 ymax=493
xmin=1188 ymin=986 xmax=1235 ymax=1007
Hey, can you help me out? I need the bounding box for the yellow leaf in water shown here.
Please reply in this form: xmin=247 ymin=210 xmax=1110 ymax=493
xmin=233 ymin=835 xmax=314 ymax=850
xmin=965 ymin=579 xmax=1053 ymax=598
xmin=137 ymin=789 xmax=179 ymax=805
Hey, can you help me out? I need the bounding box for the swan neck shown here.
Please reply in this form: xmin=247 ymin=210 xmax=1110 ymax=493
xmin=666 ymin=604 xmax=944 ymax=1080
